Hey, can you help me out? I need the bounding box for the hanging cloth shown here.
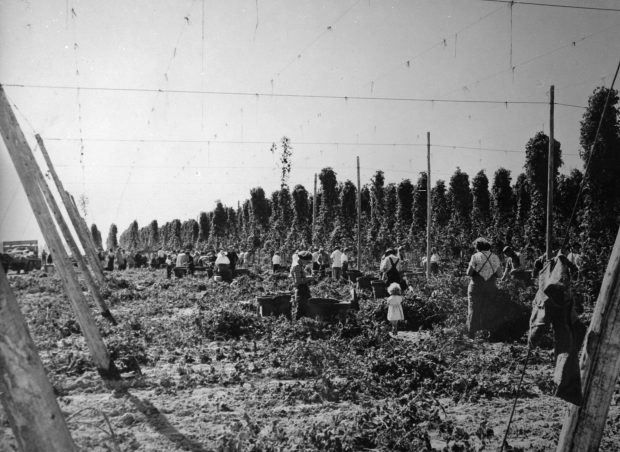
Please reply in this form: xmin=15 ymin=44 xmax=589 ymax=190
xmin=529 ymin=253 xmax=586 ymax=405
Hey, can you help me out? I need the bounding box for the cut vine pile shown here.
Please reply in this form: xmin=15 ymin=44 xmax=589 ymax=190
xmin=1 ymin=269 xmax=618 ymax=451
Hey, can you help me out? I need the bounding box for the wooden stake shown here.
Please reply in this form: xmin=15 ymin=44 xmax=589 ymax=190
xmin=0 ymin=270 xmax=77 ymax=451
xmin=28 ymin=149 xmax=117 ymax=324
xmin=357 ymin=156 xmax=362 ymax=271
xmin=556 ymin=226 xmax=620 ymax=451
xmin=36 ymin=134 xmax=106 ymax=283
xmin=426 ymin=132 xmax=431 ymax=279
xmin=68 ymin=190 xmax=106 ymax=275
xmin=0 ymin=84 xmax=120 ymax=380
xmin=313 ymin=173 xmax=317 ymax=245
xmin=546 ymin=86 xmax=554 ymax=259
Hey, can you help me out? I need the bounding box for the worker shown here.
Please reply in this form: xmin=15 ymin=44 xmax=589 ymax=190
xmin=272 ymin=250 xmax=282 ymax=273
xmin=290 ymin=251 xmax=313 ymax=320
xmin=215 ymin=250 xmax=232 ymax=282
xmin=466 ymin=238 xmax=502 ymax=338
xmin=330 ymin=245 xmax=343 ymax=280
xmin=380 ymin=248 xmax=401 ymax=285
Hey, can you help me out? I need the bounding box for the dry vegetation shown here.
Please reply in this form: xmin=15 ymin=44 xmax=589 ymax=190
xmin=1 ymin=265 xmax=618 ymax=451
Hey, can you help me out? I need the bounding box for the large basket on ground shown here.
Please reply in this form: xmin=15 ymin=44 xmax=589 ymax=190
xmin=356 ymin=275 xmax=379 ymax=291
xmin=256 ymin=293 xmax=292 ymax=318
xmin=371 ymin=280 xmax=388 ymax=298
xmin=345 ymin=269 xmax=363 ymax=282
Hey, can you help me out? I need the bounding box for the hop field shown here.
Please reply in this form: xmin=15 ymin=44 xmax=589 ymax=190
xmin=1 ymin=268 xmax=618 ymax=452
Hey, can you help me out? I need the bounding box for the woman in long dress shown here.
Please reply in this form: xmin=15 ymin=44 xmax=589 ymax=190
xmin=466 ymin=238 xmax=502 ymax=338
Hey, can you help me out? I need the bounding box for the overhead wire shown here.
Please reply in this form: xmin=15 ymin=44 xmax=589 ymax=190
xmin=0 ymin=83 xmax=586 ymax=109
xmin=39 ymin=136 xmax=580 ymax=155
xmin=364 ymin=5 xmax=505 ymax=92
xmin=68 ymin=2 xmax=86 ymax=194
xmin=480 ymin=0 xmax=620 ymax=13
xmin=112 ymin=0 xmax=198 ymax=221
xmin=269 ymin=0 xmax=363 ymax=88
xmin=440 ymin=20 xmax=620 ymax=98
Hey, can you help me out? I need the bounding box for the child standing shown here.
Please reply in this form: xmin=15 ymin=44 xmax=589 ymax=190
xmin=386 ymin=282 xmax=404 ymax=335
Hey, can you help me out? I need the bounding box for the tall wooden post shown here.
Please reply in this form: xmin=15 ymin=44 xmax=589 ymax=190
xmin=0 ymin=84 xmax=120 ymax=380
xmin=312 ymin=173 xmax=317 ymax=245
xmin=556 ymin=226 xmax=620 ymax=451
xmin=28 ymin=148 xmax=116 ymax=324
xmin=426 ymin=132 xmax=431 ymax=279
xmin=357 ymin=157 xmax=362 ymax=271
xmin=68 ymin=191 xmax=106 ymax=275
xmin=36 ymin=134 xmax=106 ymax=283
xmin=0 ymin=271 xmax=77 ymax=451
xmin=546 ymin=85 xmax=554 ymax=259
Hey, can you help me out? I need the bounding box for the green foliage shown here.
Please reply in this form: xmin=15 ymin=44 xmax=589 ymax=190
xmin=524 ymin=132 xmax=563 ymax=250
xmin=411 ymin=172 xmax=428 ymax=240
xmin=448 ymin=168 xmax=472 ymax=247
xmin=90 ymin=223 xmax=103 ymax=250
xmin=431 ymin=179 xmax=450 ymax=228
xmin=555 ymin=169 xmax=583 ymax=245
xmin=491 ymin=168 xmax=513 ymax=244
xmin=147 ymin=220 xmax=159 ymax=250
xmin=367 ymin=171 xmax=386 ymax=257
xmin=471 ymin=170 xmax=491 ymax=239
xmin=525 ymin=131 xmax=563 ymax=199
xmin=381 ymin=183 xmax=398 ymax=239
xmin=316 ymin=167 xmax=339 ymax=247
xmin=579 ymin=87 xmax=620 ymax=288
xmin=180 ymin=219 xmax=199 ymax=249
xmin=197 ymin=212 xmax=210 ymax=244
xmin=332 ymin=180 xmax=357 ymax=249
xmin=513 ymin=173 xmax=530 ymax=247
xmin=287 ymin=184 xmax=311 ymax=249
xmin=106 ymin=223 xmax=118 ymax=251
xmin=396 ymin=179 xmax=414 ymax=243
xmin=209 ymin=201 xmax=228 ymax=248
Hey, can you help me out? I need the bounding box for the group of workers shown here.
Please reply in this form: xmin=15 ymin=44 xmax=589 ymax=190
xmin=272 ymin=246 xmax=354 ymax=279
xmin=465 ymin=238 xmax=584 ymax=338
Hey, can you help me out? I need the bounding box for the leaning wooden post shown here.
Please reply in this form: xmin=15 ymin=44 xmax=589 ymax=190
xmin=0 ymin=270 xmax=77 ymax=451
xmin=357 ymin=157 xmax=362 ymax=271
xmin=27 ymin=149 xmax=117 ymax=324
xmin=0 ymin=84 xmax=120 ymax=380
xmin=312 ymin=173 xmax=317 ymax=246
xmin=36 ymin=134 xmax=106 ymax=283
xmin=556 ymin=226 xmax=620 ymax=451
xmin=69 ymin=191 xmax=106 ymax=275
xmin=426 ymin=132 xmax=431 ymax=279
xmin=546 ymin=85 xmax=555 ymax=259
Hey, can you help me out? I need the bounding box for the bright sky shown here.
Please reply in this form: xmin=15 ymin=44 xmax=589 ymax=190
xmin=1 ymin=0 xmax=619 ymax=248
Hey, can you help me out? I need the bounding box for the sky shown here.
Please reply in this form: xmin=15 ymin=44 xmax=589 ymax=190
xmin=1 ymin=0 xmax=619 ymax=250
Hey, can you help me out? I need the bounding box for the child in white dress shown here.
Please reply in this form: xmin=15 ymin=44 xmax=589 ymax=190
xmin=386 ymin=283 xmax=404 ymax=335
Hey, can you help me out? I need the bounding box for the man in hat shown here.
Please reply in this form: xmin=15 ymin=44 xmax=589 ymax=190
xmin=380 ymin=248 xmax=401 ymax=285
xmin=215 ymin=250 xmax=232 ymax=282
xmin=290 ymin=251 xmax=313 ymax=319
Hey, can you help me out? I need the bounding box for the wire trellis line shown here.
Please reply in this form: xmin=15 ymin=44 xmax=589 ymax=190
xmin=0 ymin=83 xmax=586 ymax=109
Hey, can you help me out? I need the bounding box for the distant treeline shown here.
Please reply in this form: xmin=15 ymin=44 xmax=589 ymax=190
xmin=91 ymin=87 xmax=618 ymax=288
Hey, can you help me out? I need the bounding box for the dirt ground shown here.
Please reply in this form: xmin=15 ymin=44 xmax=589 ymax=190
xmin=1 ymin=269 xmax=618 ymax=451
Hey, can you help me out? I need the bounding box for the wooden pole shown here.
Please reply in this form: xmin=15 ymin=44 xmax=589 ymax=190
xmin=357 ymin=156 xmax=362 ymax=271
xmin=0 ymin=270 xmax=77 ymax=451
xmin=546 ymin=85 xmax=554 ymax=259
xmin=36 ymin=134 xmax=106 ymax=282
xmin=312 ymin=173 xmax=317 ymax=245
xmin=556 ymin=226 xmax=620 ymax=451
xmin=28 ymin=147 xmax=117 ymax=324
xmin=426 ymin=132 xmax=431 ymax=279
xmin=0 ymin=84 xmax=120 ymax=380
xmin=68 ymin=190 xmax=106 ymax=275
